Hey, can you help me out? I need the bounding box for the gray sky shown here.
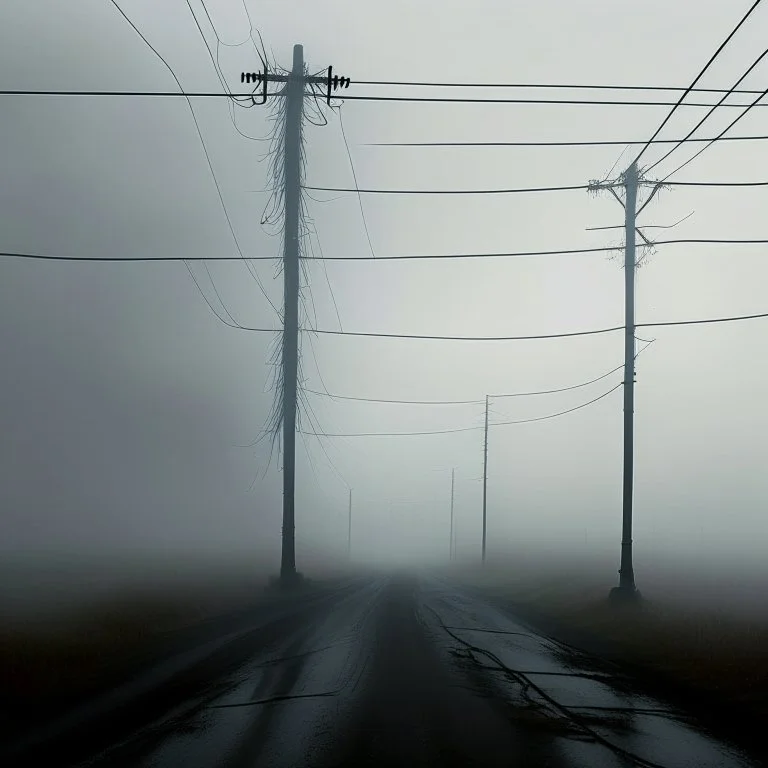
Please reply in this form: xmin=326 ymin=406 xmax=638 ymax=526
xmin=2 ymin=0 xmax=768 ymax=579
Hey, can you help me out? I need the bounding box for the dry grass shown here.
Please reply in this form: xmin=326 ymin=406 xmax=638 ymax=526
xmin=0 ymin=562 xmax=278 ymax=713
xmin=1 ymin=594 xmax=215 ymax=706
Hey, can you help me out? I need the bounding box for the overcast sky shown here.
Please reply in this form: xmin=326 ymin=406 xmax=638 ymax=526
xmin=2 ymin=0 xmax=768 ymax=580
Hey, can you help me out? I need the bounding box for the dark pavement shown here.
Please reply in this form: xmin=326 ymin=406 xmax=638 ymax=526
xmin=3 ymin=574 xmax=759 ymax=768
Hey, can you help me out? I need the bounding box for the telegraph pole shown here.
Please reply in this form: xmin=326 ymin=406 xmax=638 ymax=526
xmin=482 ymin=395 xmax=489 ymax=563
xmin=449 ymin=468 xmax=455 ymax=560
xmin=246 ymin=47 xmax=350 ymax=588
xmin=617 ymin=162 xmax=638 ymax=599
xmin=279 ymin=44 xmax=303 ymax=585
xmin=347 ymin=488 xmax=352 ymax=559
xmin=589 ymin=163 xmax=648 ymax=601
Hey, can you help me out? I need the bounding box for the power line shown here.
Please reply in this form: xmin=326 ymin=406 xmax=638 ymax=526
xmin=306 ymin=325 xmax=623 ymax=342
xmin=0 ymin=252 xmax=277 ymax=261
xmin=302 ymin=182 xmax=592 ymax=195
xmin=324 ymin=105 xmax=379 ymax=260
xmin=302 ymin=238 xmax=768 ymax=261
xmin=365 ymin=134 xmax=768 ymax=148
xmin=658 ymin=85 xmax=768 ymax=182
xmin=670 ymin=180 xmax=768 ymax=187
xmin=303 ymin=356 xmax=640 ymax=405
xmin=334 ymin=95 xmax=768 ymax=107
xmin=305 ymin=309 xmax=768 ymax=342
xmin=637 ymin=310 xmax=768 ymax=329
xmin=6 ymin=237 xmax=768 ymax=265
xmin=492 ymin=382 xmax=622 ymax=427
xmin=8 ymin=236 xmax=768 ymax=269
xmin=303 ymin=179 xmax=768 ymax=196
xmin=354 ymin=79 xmax=768 ymax=96
xmin=645 ymin=44 xmax=768 ymax=174
xmin=633 ymin=0 xmax=765 ymax=166
xmin=7 ymin=89 xmax=768 ymax=109
xmin=304 ymin=388 xmax=482 ymax=405
xmin=491 ymin=365 xmax=623 ymax=398
xmin=7 ymin=240 xmax=768 ymax=335
xmin=107 ymin=0 xmax=279 ymax=315
xmin=299 ymin=382 xmax=622 ymax=438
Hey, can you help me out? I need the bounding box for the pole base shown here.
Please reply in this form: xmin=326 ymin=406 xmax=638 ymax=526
xmin=269 ymin=570 xmax=306 ymax=592
xmin=608 ymin=585 xmax=642 ymax=604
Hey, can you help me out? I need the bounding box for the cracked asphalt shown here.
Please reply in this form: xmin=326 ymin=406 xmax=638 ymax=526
xmin=4 ymin=574 xmax=760 ymax=768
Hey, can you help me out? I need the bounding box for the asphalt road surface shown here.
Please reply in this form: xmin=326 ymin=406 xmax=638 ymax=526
xmin=3 ymin=574 xmax=760 ymax=768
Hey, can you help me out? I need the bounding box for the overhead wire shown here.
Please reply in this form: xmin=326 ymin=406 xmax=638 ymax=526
xmin=352 ymin=79 xmax=768 ymax=95
xmin=303 ymin=178 xmax=768 ymax=196
xmin=302 ymin=182 xmax=592 ymax=195
xmin=107 ymin=0 xmax=279 ymax=316
xmin=299 ymin=381 xmax=622 ymax=438
xmin=365 ymin=134 xmax=768 ymax=148
xmin=8 ymin=90 xmax=768 ymax=109
xmin=301 ymin=211 xmax=344 ymax=331
xmin=301 ymin=347 xmax=655 ymax=405
xmin=336 ymin=104 xmax=377 ymax=258
xmin=187 ymin=0 xmax=286 ymax=301
xmin=6 ymin=237 xmax=768 ymax=266
xmin=632 ymin=0 xmax=765 ymax=166
xmin=645 ymin=44 xmax=768 ymax=174
xmin=655 ymin=83 xmax=768 ymax=183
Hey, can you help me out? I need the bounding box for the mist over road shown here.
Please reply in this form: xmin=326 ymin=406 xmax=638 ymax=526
xmin=4 ymin=575 xmax=758 ymax=768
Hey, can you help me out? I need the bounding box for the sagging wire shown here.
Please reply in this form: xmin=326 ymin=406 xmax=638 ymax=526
xmin=185 ymin=0 xmax=263 ymax=110
xmin=107 ymin=0 xmax=281 ymax=324
xmin=303 ymin=213 xmax=344 ymax=331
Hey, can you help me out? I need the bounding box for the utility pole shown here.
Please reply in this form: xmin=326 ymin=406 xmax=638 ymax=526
xmin=617 ymin=162 xmax=638 ymax=599
xmin=482 ymin=395 xmax=489 ymax=563
xmin=589 ymin=162 xmax=650 ymax=602
xmin=279 ymin=45 xmax=304 ymax=586
xmin=347 ymin=488 xmax=352 ymax=559
xmin=251 ymin=48 xmax=349 ymax=588
xmin=449 ymin=468 xmax=455 ymax=560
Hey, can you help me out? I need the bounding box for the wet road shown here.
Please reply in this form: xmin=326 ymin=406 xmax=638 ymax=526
xmin=5 ymin=575 xmax=759 ymax=767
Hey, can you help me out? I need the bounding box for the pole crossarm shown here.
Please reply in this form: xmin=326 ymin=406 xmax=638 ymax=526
xmin=240 ymin=65 xmax=351 ymax=105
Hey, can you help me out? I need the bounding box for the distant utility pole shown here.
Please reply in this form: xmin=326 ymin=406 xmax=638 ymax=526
xmin=347 ymin=488 xmax=353 ymax=559
xmin=251 ymin=46 xmax=350 ymax=587
xmin=449 ymin=468 xmax=455 ymax=560
xmin=589 ymin=162 xmax=657 ymax=601
xmin=482 ymin=395 xmax=489 ymax=563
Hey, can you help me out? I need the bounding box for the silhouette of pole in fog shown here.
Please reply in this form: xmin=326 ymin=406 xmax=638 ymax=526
xmin=348 ymin=488 xmax=353 ymax=559
xmin=482 ymin=396 xmax=489 ymax=564
xmin=589 ymin=163 xmax=654 ymax=602
xmin=279 ymin=45 xmax=304 ymax=585
xmin=449 ymin=468 xmax=455 ymax=560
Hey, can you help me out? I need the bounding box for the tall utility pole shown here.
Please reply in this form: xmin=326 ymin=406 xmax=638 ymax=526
xmin=589 ymin=163 xmax=646 ymax=601
xmin=482 ymin=395 xmax=489 ymax=563
xmin=347 ymin=488 xmax=352 ymax=559
xmin=279 ymin=45 xmax=304 ymax=585
xmin=618 ymin=162 xmax=638 ymax=599
xmin=449 ymin=468 xmax=455 ymax=560
xmin=263 ymin=48 xmax=350 ymax=587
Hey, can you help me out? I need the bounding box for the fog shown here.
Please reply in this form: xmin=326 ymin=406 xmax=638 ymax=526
xmin=2 ymin=1 xmax=768 ymax=620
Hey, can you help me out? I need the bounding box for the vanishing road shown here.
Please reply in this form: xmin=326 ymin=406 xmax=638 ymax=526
xmin=3 ymin=574 xmax=759 ymax=768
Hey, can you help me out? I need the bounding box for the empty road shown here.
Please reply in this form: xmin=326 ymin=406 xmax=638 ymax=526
xmin=3 ymin=574 xmax=759 ymax=768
